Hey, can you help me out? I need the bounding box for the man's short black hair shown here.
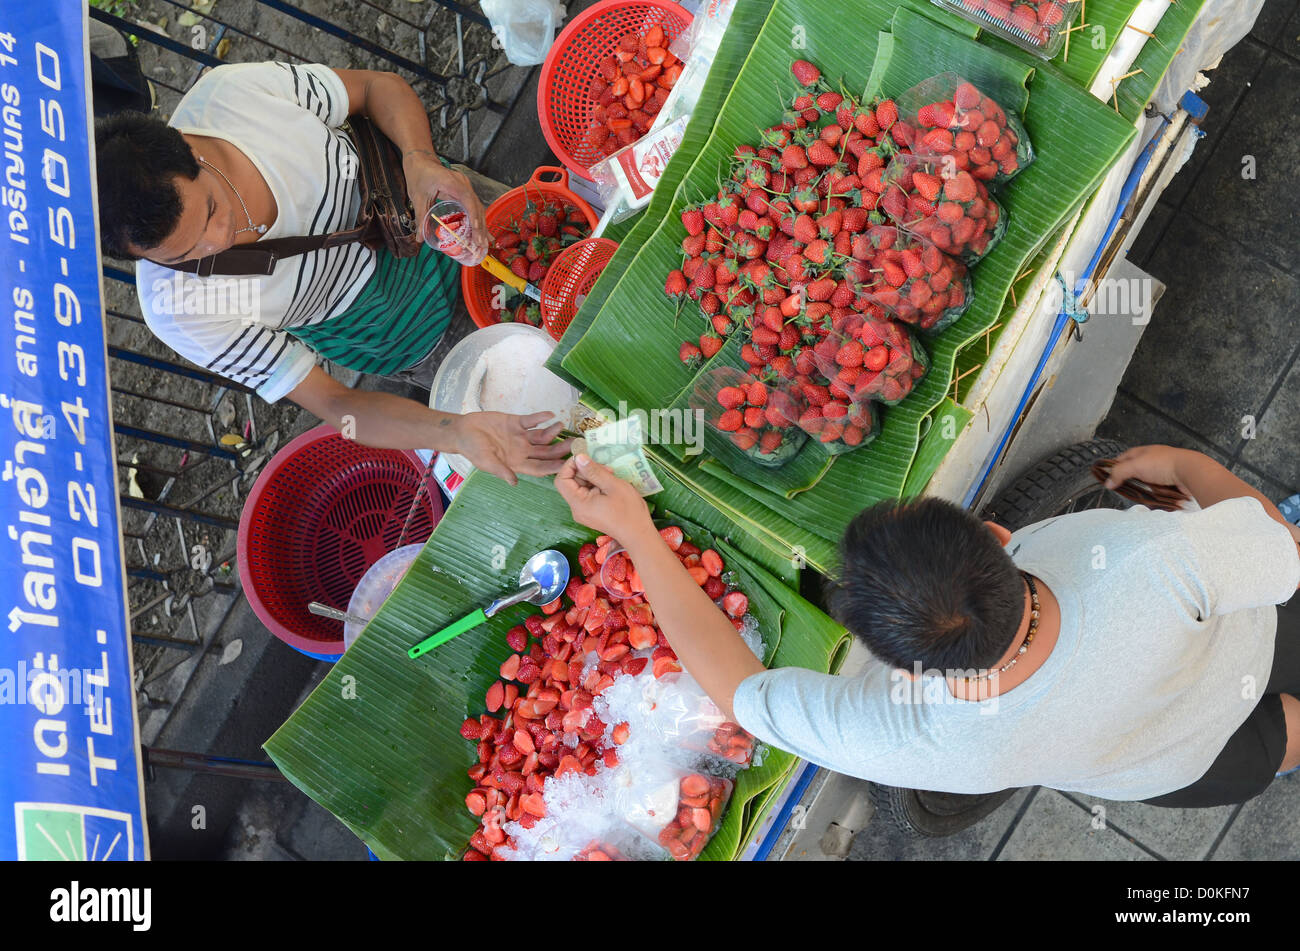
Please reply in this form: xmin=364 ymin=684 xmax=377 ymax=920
xmin=829 ymin=498 xmax=1025 ymax=673
xmin=94 ymin=111 xmax=198 ymax=260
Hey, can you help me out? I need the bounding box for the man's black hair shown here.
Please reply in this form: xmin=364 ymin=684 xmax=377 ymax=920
xmin=829 ymin=497 xmax=1025 ymax=673
xmin=94 ymin=111 xmax=198 ymax=260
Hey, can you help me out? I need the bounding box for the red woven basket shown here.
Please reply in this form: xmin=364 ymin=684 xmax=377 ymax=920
xmin=236 ymin=425 xmax=442 ymax=658
xmin=538 ymin=0 xmax=693 ymax=181
xmin=461 ymin=166 xmax=598 ymax=329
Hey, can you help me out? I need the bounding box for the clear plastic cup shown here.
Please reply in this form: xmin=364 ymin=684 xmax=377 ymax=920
xmin=599 ymin=544 xmax=644 ymax=600
xmin=423 ymin=198 xmax=486 ymax=266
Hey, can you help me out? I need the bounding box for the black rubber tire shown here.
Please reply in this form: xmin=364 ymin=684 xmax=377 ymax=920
xmin=869 ymin=783 xmax=1020 ymax=839
xmin=978 ymin=438 xmax=1132 ymax=532
xmin=868 ymin=438 xmax=1131 ymax=838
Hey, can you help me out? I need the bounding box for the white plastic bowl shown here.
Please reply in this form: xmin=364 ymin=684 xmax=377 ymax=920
xmin=343 ymin=543 xmax=425 ymax=651
xmin=429 ymin=323 xmax=580 ymax=478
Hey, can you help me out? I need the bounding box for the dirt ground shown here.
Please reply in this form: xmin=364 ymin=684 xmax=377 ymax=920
xmin=97 ymin=0 xmax=532 ymax=686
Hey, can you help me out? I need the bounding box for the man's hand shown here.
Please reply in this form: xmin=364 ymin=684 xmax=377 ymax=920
xmin=403 ymin=153 xmax=488 ymax=259
xmin=1103 ymin=444 xmax=1193 ymax=496
xmin=453 ymin=412 xmax=571 ymax=486
xmin=554 ymin=454 xmax=654 ymax=541
xmin=334 ymin=69 xmax=489 ymax=256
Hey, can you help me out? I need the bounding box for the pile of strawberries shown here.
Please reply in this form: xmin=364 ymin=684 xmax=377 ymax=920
xmin=944 ymin=0 xmax=1073 ymax=50
xmin=461 ymin=525 xmax=753 ymax=861
xmin=858 ymin=223 xmax=970 ymax=333
xmin=665 ymin=58 xmax=980 ymax=456
xmin=815 ymin=313 xmax=927 ymax=412
xmin=492 ymin=196 xmax=591 ymax=325
xmin=894 ymin=75 xmax=1035 ymax=186
xmin=879 ymin=155 xmax=1005 ymax=263
xmin=585 ymin=24 xmax=683 ymax=160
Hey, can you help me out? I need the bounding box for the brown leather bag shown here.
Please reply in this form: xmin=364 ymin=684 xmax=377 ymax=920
xmin=174 ymin=115 xmax=421 ymax=277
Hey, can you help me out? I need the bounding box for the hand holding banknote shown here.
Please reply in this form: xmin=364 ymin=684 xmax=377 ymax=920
xmin=554 ymin=453 xmax=654 ymax=542
xmin=571 ymin=415 xmax=663 ymax=497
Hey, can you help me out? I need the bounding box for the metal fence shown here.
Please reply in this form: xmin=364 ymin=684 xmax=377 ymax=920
xmin=91 ymin=0 xmax=534 ymax=720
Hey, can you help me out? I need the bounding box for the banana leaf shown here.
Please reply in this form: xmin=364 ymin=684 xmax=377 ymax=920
xmin=558 ymin=1 xmax=1134 ymax=553
xmin=652 ymin=454 xmax=808 ymax=589
xmin=647 ymin=445 xmax=842 ymax=576
xmin=1112 ymin=0 xmax=1207 ymax=120
xmin=903 ymin=397 xmax=974 ymax=498
xmin=263 ymin=469 xmax=848 ymax=860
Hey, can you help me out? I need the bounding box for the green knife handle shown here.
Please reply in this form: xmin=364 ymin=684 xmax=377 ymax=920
xmin=408 ymin=608 xmax=487 ymax=659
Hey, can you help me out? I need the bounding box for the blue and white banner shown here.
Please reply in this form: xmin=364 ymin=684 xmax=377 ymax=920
xmin=0 ymin=1 xmax=147 ymax=859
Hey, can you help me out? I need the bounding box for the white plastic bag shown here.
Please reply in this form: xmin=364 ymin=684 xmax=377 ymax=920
xmin=480 ymin=0 xmax=566 ymax=67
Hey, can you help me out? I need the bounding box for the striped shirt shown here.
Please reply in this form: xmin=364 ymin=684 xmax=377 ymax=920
xmin=135 ymin=62 xmax=377 ymax=402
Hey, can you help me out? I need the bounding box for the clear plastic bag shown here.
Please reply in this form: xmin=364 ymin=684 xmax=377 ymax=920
xmin=893 ymin=72 xmax=1035 ymax=186
xmin=479 ymin=0 xmax=566 ymax=67
xmin=639 ymin=672 xmax=757 ymax=765
xmin=856 ymin=224 xmax=973 ymax=335
xmin=689 ymin=366 xmax=809 ymax=468
xmin=793 ymin=377 xmax=881 ymax=454
xmin=607 ymin=761 xmax=734 ymax=861
xmin=812 ymin=315 xmax=930 ymax=408
xmin=930 ymin=0 xmax=1081 ymax=60
xmin=880 ymin=152 xmax=1007 ymax=265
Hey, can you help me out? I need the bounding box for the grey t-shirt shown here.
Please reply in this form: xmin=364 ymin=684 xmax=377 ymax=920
xmin=732 ymin=497 xmax=1300 ymax=801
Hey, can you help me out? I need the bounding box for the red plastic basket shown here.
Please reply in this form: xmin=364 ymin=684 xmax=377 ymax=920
xmin=461 ymin=166 xmax=598 ymax=329
xmin=538 ymin=0 xmax=693 ymax=181
xmin=236 ymin=425 xmax=442 ymax=658
xmin=540 ymin=237 xmax=619 ymax=340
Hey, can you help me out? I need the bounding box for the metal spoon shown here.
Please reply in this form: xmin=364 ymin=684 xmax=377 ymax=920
xmin=407 ymin=549 xmax=570 ymax=659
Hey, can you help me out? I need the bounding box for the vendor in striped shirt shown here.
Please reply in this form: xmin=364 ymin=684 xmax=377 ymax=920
xmin=94 ymin=62 xmax=569 ymax=485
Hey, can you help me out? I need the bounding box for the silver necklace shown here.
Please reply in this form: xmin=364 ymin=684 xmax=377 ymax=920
xmin=963 ymin=573 xmax=1040 ymax=683
xmin=198 ymin=154 xmax=267 ymax=236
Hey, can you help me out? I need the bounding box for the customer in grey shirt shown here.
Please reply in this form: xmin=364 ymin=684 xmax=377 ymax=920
xmin=554 ymin=444 xmax=1300 ymax=806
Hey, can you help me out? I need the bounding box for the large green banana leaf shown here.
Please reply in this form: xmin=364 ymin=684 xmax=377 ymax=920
xmin=264 ymin=470 xmax=849 ymax=860
xmin=1113 ymin=0 xmax=1207 ymax=120
xmin=557 ymin=1 xmax=1135 ymax=556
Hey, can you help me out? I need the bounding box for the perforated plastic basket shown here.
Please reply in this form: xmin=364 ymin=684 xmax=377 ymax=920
xmin=540 ymin=237 xmax=619 ymax=340
xmin=461 ymin=166 xmax=598 ymax=329
xmin=537 ymin=0 xmax=692 ymax=181
xmin=236 ymin=425 xmax=442 ymax=659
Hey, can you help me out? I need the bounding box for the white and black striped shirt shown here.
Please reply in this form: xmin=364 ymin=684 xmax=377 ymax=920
xmin=135 ymin=62 xmax=375 ymax=401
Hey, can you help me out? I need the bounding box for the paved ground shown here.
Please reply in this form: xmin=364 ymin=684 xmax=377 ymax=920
xmin=846 ymin=0 xmax=1300 ymax=861
xmin=143 ymin=0 xmax=1300 ymax=860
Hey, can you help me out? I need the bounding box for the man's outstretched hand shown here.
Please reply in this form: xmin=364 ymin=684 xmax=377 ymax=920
xmin=454 ymin=411 xmax=572 ymax=486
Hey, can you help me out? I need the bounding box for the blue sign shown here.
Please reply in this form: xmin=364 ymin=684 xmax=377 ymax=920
xmin=0 ymin=1 xmax=146 ymax=859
